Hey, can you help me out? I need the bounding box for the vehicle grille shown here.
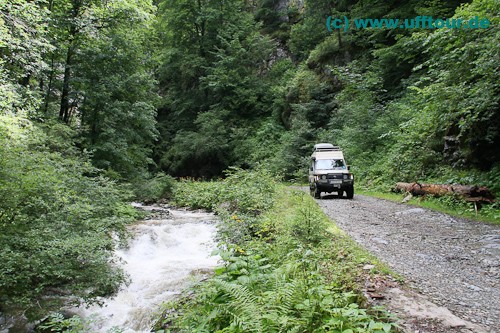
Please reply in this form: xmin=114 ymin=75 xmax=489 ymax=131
xmin=326 ymin=174 xmax=343 ymax=179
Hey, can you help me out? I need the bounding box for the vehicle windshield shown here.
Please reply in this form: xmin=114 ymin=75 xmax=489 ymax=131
xmin=315 ymin=159 xmax=346 ymax=170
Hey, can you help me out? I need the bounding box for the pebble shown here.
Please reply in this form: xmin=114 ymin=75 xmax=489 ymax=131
xmin=464 ymin=283 xmax=483 ymax=292
xmin=314 ymin=192 xmax=500 ymax=333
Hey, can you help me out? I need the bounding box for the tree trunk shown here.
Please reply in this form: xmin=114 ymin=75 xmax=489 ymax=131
xmin=43 ymin=54 xmax=56 ymax=115
xmin=59 ymin=0 xmax=82 ymax=123
xmin=59 ymin=43 xmax=74 ymax=123
xmin=393 ymin=182 xmax=494 ymax=202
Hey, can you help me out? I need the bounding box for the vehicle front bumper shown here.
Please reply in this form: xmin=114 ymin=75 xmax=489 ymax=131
xmin=312 ymin=179 xmax=353 ymax=192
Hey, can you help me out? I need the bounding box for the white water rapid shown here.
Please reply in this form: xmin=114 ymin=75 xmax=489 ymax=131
xmin=73 ymin=204 xmax=219 ymax=333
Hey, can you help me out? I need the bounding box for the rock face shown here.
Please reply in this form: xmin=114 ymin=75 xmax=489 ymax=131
xmin=310 ymin=191 xmax=499 ymax=333
xmin=274 ymin=0 xmax=304 ymax=21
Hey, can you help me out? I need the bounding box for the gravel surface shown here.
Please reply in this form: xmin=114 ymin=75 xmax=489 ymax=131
xmin=313 ymin=192 xmax=499 ymax=333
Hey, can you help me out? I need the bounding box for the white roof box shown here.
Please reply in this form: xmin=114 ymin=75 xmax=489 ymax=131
xmin=313 ymin=143 xmax=340 ymax=152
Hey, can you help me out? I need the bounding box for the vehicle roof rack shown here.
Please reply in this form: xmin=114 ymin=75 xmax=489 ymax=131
xmin=313 ymin=143 xmax=341 ymax=152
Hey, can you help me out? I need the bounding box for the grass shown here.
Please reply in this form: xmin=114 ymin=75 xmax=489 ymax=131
xmin=357 ymin=189 xmax=500 ymax=225
xmin=269 ymin=188 xmax=395 ymax=281
xmin=153 ymin=171 xmax=400 ymax=332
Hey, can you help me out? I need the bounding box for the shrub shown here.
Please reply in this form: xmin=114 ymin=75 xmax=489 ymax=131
xmin=132 ymin=173 xmax=175 ymax=203
xmin=0 ymin=115 xmax=138 ymax=320
xmin=171 ymin=168 xmax=278 ymax=214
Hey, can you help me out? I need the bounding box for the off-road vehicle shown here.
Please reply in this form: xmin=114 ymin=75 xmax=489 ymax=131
xmin=309 ymin=143 xmax=354 ymax=199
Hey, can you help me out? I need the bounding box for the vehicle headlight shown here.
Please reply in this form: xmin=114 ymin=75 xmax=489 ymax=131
xmin=321 ymin=175 xmax=327 ymax=180
xmin=343 ymin=174 xmax=348 ymax=180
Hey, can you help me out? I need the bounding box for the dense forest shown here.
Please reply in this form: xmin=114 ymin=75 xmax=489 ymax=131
xmin=1 ymin=0 xmax=498 ymax=323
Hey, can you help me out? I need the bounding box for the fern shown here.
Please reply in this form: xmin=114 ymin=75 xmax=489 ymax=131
xmin=154 ymin=185 xmax=397 ymax=333
xmin=214 ymin=280 xmax=264 ymax=332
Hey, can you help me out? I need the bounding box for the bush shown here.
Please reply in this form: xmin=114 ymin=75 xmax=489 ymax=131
xmin=0 ymin=115 xmax=138 ymax=320
xmin=171 ymin=180 xmax=224 ymax=210
xmin=132 ymin=173 xmax=175 ymax=203
xmin=171 ymin=167 xmax=278 ymax=214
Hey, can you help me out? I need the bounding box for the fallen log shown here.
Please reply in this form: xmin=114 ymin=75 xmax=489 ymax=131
xmin=393 ymin=182 xmax=495 ymax=203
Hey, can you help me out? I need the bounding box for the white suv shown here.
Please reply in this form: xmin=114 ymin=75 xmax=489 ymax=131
xmin=308 ymin=143 xmax=354 ymax=199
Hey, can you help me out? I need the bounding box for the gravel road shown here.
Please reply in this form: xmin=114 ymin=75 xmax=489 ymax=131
xmin=313 ymin=193 xmax=499 ymax=333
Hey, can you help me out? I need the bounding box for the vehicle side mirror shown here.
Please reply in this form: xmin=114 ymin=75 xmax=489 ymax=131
xmin=310 ymin=167 xmax=313 ymax=171
xmin=347 ymin=165 xmax=351 ymax=171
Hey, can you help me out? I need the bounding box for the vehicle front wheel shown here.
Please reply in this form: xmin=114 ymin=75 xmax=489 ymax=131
xmin=310 ymin=185 xmax=321 ymax=199
xmin=345 ymin=186 xmax=354 ymax=199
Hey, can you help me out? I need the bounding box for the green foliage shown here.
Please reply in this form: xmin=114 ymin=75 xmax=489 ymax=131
xmin=336 ymin=0 xmax=499 ymax=189
xmin=156 ymin=0 xmax=276 ymax=177
xmin=1 ymin=0 xmax=160 ymax=179
xmin=71 ymin=0 xmax=159 ymax=179
xmin=34 ymin=313 xmax=126 ymax=333
xmin=152 ymin=0 xmax=497 ymax=192
xmin=171 ymin=180 xmax=222 ymax=210
xmin=285 ymin=0 xmax=500 ymax=193
xmin=35 ymin=313 xmax=84 ymax=333
xmin=132 ymin=173 xmax=176 ymax=203
xmin=155 ymin=178 xmax=396 ymax=332
xmin=255 ymin=0 xmax=297 ymax=42
xmin=407 ymin=0 xmax=499 ymax=170
xmin=0 ymin=115 xmax=137 ymax=319
xmin=0 ymin=0 xmax=51 ymax=116
xmin=172 ymin=168 xmax=278 ymax=214
xmin=288 ymin=0 xmax=333 ymax=61
xmin=1 ymin=1 xmax=159 ymax=320
xmin=289 ymin=199 xmax=331 ymax=245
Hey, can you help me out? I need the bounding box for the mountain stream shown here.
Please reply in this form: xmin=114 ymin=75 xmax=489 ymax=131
xmin=75 ymin=204 xmax=219 ymax=332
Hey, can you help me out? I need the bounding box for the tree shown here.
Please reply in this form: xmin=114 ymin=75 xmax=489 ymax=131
xmin=0 ymin=114 xmax=137 ymax=320
xmin=33 ymin=0 xmax=160 ymax=179
xmin=75 ymin=0 xmax=159 ymax=179
xmin=382 ymin=0 xmax=500 ymax=177
xmin=156 ymin=0 xmax=274 ymax=177
xmin=0 ymin=0 xmax=158 ymax=320
xmin=0 ymin=0 xmax=51 ymax=117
